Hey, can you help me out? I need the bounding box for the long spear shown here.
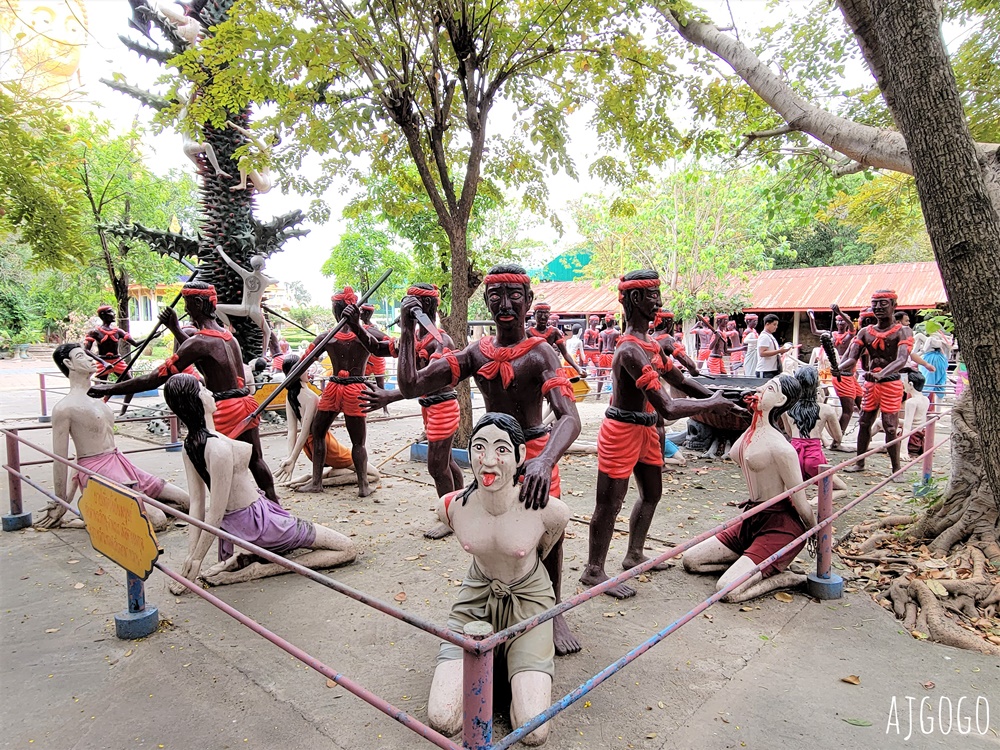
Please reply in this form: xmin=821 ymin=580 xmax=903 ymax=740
xmin=117 ymin=259 xmax=199 ymax=380
xmin=236 ymin=268 xmax=394 ymax=429
xmin=262 ymin=304 xmax=315 ymax=336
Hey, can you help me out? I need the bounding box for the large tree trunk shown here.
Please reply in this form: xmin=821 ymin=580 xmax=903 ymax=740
xmin=837 ymin=0 xmax=1000 ymax=552
xmin=441 ymin=225 xmax=474 ymax=444
xmin=907 ymin=393 xmax=1000 ymax=562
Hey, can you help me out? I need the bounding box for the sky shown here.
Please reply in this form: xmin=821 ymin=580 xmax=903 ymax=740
xmin=5 ymin=0 xmax=876 ymax=304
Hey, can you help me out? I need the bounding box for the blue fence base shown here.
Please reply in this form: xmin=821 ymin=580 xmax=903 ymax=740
xmin=38 ymin=415 xmax=52 ymax=424
xmin=2 ymin=511 xmax=33 ymax=531
xmin=805 ymin=572 xmax=844 ymax=600
xmin=115 ymin=605 xmax=159 ymax=639
xmin=165 ymin=443 xmax=183 ymax=453
xmin=409 ymin=441 xmax=471 ymax=469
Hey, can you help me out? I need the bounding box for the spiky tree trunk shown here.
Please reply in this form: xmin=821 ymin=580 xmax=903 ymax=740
xmin=102 ymin=0 xmax=306 ymax=362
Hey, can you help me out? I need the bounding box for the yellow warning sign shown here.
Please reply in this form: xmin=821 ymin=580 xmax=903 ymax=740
xmin=78 ymin=476 xmax=160 ymax=580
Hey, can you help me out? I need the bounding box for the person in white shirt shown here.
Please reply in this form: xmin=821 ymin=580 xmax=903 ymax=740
xmin=564 ymin=325 xmax=587 ymax=375
xmin=756 ymin=314 xmax=792 ymax=378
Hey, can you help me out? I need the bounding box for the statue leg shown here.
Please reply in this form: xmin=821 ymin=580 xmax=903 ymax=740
xmin=622 ymin=462 xmax=671 ymax=572
xmin=682 ymin=536 xmax=739 ymax=575
xmin=881 ymin=410 xmax=903 ymax=477
xmin=427 ymin=660 xmax=464 ymax=737
xmin=837 ymin=396 xmax=854 ymax=434
xmin=510 ymin=671 xmax=553 ymax=746
xmin=424 ymin=436 xmax=458 ymax=540
xmin=344 ymin=415 xmax=373 ymax=497
xmin=717 ymin=555 xmax=805 ymax=603
xmin=236 ymin=427 xmax=278 ymax=502
xmin=844 ymin=409 xmax=877 ymax=472
xmin=543 ymin=536 xmax=580 ymax=655
xmin=296 ymin=409 xmax=336 ymax=493
xmin=580 ymin=471 xmax=636 ymax=599
xmin=114 ymin=370 xmax=135 ymax=416
xmin=201 ymin=142 xmax=232 ymax=178
xmin=156 ymin=482 xmax=190 ymax=512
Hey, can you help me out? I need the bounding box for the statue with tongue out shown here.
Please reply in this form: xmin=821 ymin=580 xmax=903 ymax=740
xmin=394 ymin=263 xmax=583 ymax=655
xmin=427 ymin=412 xmax=569 ymax=746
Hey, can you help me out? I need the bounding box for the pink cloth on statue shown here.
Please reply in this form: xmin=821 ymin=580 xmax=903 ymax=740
xmin=789 ymin=437 xmax=827 ymax=479
xmin=71 ymin=448 xmax=165 ymax=498
xmin=218 ymin=492 xmax=316 ymax=561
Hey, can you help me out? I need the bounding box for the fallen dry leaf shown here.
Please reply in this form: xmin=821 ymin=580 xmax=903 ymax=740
xmin=646 ymin=733 xmax=657 ymax=739
xmin=67 ymin=560 xmax=79 ymax=565
xmin=45 ymin=628 xmax=59 ymax=633
xmin=921 ymin=681 xmax=935 ymax=690
xmin=602 ymin=612 xmax=616 ymax=618
xmin=124 ymin=649 xmax=133 ymax=657
xmin=404 ymin=556 xmax=419 ymax=561
xmin=657 ymin=701 xmax=665 ymax=709
xmin=326 ymin=678 xmax=336 ymax=688
xmin=739 ymin=606 xmax=753 ymax=612
xmin=73 ymin=582 xmax=85 ymax=589
xmin=926 ymin=580 xmax=948 ymax=597
xmin=841 ymin=675 xmax=861 ymax=685
xmin=774 ymin=592 xmax=794 ymax=603
xmin=394 ymin=592 xmax=407 ymax=603
xmin=94 ymin=568 xmax=106 ymax=576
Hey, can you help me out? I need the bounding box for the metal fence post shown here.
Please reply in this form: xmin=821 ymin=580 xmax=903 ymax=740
xmin=38 ymin=373 xmax=51 ymax=423
xmin=806 ymin=464 xmax=843 ymax=599
xmin=3 ymin=430 xmax=32 ymax=531
xmin=115 ymin=572 xmax=159 ymax=639
xmin=166 ymin=413 xmax=182 ymax=452
xmin=922 ymin=394 xmax=936 ymax=485
xmin=462 ymin=622 xmax=494 ymax=750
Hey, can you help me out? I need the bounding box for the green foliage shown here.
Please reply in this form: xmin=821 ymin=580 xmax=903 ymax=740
xmin=819 ymin=173 xmax=932 ymax=263
xmin=573 ymin=165 xmax=779 ymax=318
xmin=0 ymin=88 xmax=89 ymax=266
xmin=917 ymin=309 xmax=955 ymax=336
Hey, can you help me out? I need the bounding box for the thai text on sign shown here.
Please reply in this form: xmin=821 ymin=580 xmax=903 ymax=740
xmin=78 ymin=476 xmax=160 ymax=580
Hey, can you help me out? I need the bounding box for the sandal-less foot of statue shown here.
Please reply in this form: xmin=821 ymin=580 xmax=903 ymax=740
xmin=843 ymin=463 xmax=864 ymax=473
xmin=621 ymin=551 xmax=672 ymax=572
xmin=294 ymin=480 xmax=327 ymax=493
xmin=579 ymin=566 xmax=636 ymax=600
xmin=423 ymin=522 xmax=453 ymax=540
xmin=552 ymin=614 xmax=582 ymax=655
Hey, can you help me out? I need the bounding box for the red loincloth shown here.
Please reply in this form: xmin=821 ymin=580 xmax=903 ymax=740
xmin=861 ymin=375 xmax=904 ymax=414
xmin=790 ymin=437 xmax=826 ymax=479
xmin=730 ymin=350 xmax=745 ymax=364
xmin=421 ymin=398 xmax=460 ymax=443
xmin=365 ymin=356 xmax=386 ymax=376
xmin=716 ymin=499 xmax=807 ymax=577
xmin=304 ymin=432 xmax=354 ymax=470
xmin=832 ymin=374 xmax=860 ymax=399
xmin=319 ymin=374 xmax=367 ymax=418
xmin=707 ymin=354 xmax=724 ymax=375
xmin=597 ymin=413 xmax=662 ymax=479
xmin=598 ymin=352 xmax=613 ymax=371
xmin=72 ymin=448 xmax=165 ymax=498
xmin=214 ymin=393 xmax=261 ymax=439
xmin=524 ymin=434 xmax=561 ymax=498
xmin=698 ymin=348 xmax=710 ymax=362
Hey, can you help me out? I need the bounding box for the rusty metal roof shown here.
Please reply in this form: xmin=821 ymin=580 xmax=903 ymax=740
xmin=532 ymin=262 xmax=947 ymax=314
xmin=532 ymin=281 xmax=619 ymax=315
xmin=735 ymin=262 xmax=946 ymax=312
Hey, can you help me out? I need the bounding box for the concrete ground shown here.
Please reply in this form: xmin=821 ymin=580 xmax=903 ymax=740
xmin=2 ymin=357 xmax=998 ymax=750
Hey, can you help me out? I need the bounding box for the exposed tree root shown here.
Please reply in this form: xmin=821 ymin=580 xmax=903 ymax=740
xmin=908 ymin=580 xmax=1000 ymax=656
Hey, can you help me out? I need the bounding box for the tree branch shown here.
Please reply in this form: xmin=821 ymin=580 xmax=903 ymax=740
xmin=733 ymin=124 xmax=797 ymax=158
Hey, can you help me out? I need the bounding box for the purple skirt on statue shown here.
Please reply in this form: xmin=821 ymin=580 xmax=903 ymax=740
xmin=218 ymin=493 xmax=316 ymax=561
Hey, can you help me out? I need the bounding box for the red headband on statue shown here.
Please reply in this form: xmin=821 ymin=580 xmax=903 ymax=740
xmin=589 ymin=315 xmax=599 ymax=322
xmin=484 ymin=273 xmax=530 ymax=286
xmin=534 ymin=303 xmax=550 ymax=311
xmin=361 ymin=304 xmax=375 ymax=312
xmin=655 ymin=310 xmax=674 ymax=321
xmin=872 ymin=290 xmax=897 ymax=301
xmin=332 ymin=286 xmax=358 ymax=305
xmin=97 ymin=305 xmax=113 ymax=314
xmin=406 ymin=285 xmax=439 ymax=298
xmin=182 ymin=285 xmax=218 ymax=306
xmin=617 ymin=276 xmax=660 ymax=302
